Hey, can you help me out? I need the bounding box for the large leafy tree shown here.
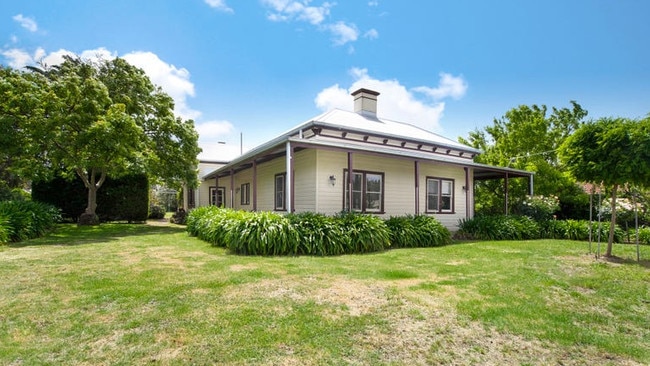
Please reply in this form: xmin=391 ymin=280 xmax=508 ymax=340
xmin=460 ymin=102 xmax=588 ymax=216
xmin=560 ymin=116 xmax=650 ymax=256
xmin=2 ymin=56 xmax=201 ymax=222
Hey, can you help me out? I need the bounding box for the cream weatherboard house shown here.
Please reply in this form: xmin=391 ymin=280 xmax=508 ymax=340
xmin=186 ymin=89 xmax=532 ymax=230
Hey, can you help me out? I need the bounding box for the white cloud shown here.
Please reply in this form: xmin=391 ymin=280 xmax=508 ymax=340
xmin=263 ymin=1 xmax=372 ymax=46
xmin=363 ymin=28 xmax=378 ymax=40
xmin=1 ymin=48 xmax=34 ymax=69
xmin=263 ymin=0 xmax=332 ymax=25
xmin=12 ymin=14 xmax=38 ymax=32
xmin=195 ymin=120 xmax=235 ymax=141
xmin=204 ymin=0 xmax=234 ymax=13
xmin=1 ymin=46 xmax=201 ymax=121
xmin=315 ymin=68 xmax=468 ymax=132
xmin=327 ymin=21 xmax=359 ymax=45
xmin=122 ymin=51 xmax=200 ymax=120
xmin=413 ymin=72 xmax=468 ymax=100
xmin=368 ymin=1 xmax=379 ymax=6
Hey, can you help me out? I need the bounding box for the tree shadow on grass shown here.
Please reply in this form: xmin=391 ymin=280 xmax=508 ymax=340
xmin=8 ymin=222 xmax=188 ymax=248
xmin=604 ymin=255 xmax=650 ymax=269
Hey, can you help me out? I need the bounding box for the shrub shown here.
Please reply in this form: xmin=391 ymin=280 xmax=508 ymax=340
xmin=32 ymin=173 xmax=149 ymax=223
xmin=148 ymin=205 xmax=166 ymax=219
xmin=638 ymin=227 xmax=650 ymax=245
xmin=170 ymin=209 xmax=188 ymax=225
xmin=188 ymin=208 xmax=391 ymax=256
xmin=0 ymin=214 xmax=10 ymax=244
xmin=287 ymin=212 xmax=349 ymax=256
xmin=226 ymin=211 xmax=299 ymax=255
xmin=335 ymin=211 xmax=390 ymax=253
xmin=385 ymin=215 xmax=451 ymax=248
xmin=457 ymin=215 xmax=541 ymax=241
xmin=0 ymin=201 xmax=61 ymax=242
xmin=517 ymin=195 xmax=560 ymax=221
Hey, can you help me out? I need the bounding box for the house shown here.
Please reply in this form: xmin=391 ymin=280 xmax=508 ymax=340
xmin=194 ymin=88 xmax=533 ymax=230
xmin=185 ymin=160 xmax=228 ymax=209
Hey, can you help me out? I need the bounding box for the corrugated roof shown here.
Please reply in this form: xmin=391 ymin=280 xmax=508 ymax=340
xmin=203 ymin=108 xmax=529 ymax=180
xmin=313 ymin=109 xmax=478 ymax=153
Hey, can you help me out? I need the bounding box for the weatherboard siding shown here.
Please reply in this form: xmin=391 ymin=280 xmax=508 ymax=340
xmin=417 ymin=161 xmax=467 ymax=230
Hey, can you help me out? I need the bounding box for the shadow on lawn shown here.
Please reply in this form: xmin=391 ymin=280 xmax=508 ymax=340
xmin=604 ymin=255 xmax=650 ymax=269
xmin=9 ymin=222 xmax=187 ymax=248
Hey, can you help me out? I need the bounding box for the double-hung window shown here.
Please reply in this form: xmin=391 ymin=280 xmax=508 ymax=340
xmin=210 ymin=186 xmax=225 ymax=207
xmin=274 ymin=173 xmax=286 ymax=211
xmin=240 ymin=183 xmax=250 ymax=205
xmin=426 ymin=177 xmax=454 ymax=213
xmin=343 ymin=170 xmax=384 ymax=213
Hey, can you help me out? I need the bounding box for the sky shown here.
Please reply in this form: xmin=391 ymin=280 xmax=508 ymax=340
xmin=2 ymin=0 xmax=649 ymax=161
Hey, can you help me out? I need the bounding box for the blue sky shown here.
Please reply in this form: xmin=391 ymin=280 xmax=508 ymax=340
xmin=2 ymin=0 xmax=649 ymax=160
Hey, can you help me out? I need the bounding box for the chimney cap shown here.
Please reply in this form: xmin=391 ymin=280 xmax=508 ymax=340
xmin=351 ymin=88 xmax=380 ymax=97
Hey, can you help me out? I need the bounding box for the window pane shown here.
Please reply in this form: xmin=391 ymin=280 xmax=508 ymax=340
xmin=428 ymin=179 xmax=439 ymax=194
xmin=441 ymin=196 xmax=451 ymax=210
xmin=352 ymin=191 xmax=362 ymax=211
xmin=427 ymin=194 xmax=438 ymax=211
xmin=441 ymin=181 xmax=452 ymax=195
xmin=366 ymin=174 xmax=381 ymax=193
xmin=275 ymin=175 xmax=285 ymax=210
xmin=352 ymin=173 xmax=362 ymax=191
xmin=366 ymin=193 xmax=381 ymax=210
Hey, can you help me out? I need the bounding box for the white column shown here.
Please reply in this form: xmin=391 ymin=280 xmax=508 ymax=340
xmin=286 ymin=141 xmax=292 ymax=212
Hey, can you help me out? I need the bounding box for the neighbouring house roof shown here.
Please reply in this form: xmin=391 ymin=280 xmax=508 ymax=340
xmin=203 ymin=94 xmax=532 ymax=181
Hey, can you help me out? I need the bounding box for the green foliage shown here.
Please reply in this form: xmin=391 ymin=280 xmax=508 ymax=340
xmin=457 ymin=215 xmax=540 ymax=241
xmin=0 ymin=214 xmax=10 ymax=244
xmin=515 ymin=195 xmax=560 ymax=221
xmin=1 ymin=57 xmax=201 ymax=217
xmin=32 ymin=173 xmax=149 ymax=223
xmin=335 ymin=211 xmax=391 ymax=253
xmin=170 ymin=209 xmax=188 ymax=225
xmin=460 ymin=102 xmax=588 ymax=217
xmin=385 ymin=215 xmax=451 ymax=248
xmin=226 ymin=211 xmax=300 ymax=255
xmin=287 ymin=212 xmax=349 ymax=256
xmin=638 ymin=227 xmax=650 ymax=245
xmin=458 ymin=215 xmax=624 ymax=242
xmin=148 ymin=205 xmax=166 ymax=219
xmin=0 ymin=201 xmax=60 ymax=243
xmin=187 ymin=208 xmax=393 ymax=256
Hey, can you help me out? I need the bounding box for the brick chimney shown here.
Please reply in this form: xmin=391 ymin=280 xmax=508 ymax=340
xmin=352 ymin=88 xmax=380 ymax=117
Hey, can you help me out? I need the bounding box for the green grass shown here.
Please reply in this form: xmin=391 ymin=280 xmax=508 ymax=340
xmin=1 ymin=223 xmax=649 ymax=365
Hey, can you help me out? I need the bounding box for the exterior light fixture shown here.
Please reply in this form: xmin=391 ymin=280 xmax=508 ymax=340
xmin=329 ymin=175 xmax=336 ymax=186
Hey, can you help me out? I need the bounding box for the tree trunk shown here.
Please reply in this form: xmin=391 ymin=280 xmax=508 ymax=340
xmin=606 ymin=183 xmax=618 ymax=257
xmin=76 ymin=168 xmax=107 ymax=225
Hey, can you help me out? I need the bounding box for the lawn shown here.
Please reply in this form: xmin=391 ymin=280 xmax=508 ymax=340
xmin=1 ymin=223 xmax=649 ymax=365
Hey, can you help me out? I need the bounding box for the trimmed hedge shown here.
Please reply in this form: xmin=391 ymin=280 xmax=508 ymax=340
xmin=187 ymin=208 xmax=400 ymax=256
xmin=0 ymin=201 xmax=61 ymax=243
xmin=457 ymin=215 xmax=625 ymax=242
xmin=32 ymin=173 xmax=149 ymax=223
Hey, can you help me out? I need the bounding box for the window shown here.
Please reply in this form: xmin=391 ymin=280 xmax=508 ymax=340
xmin=426 ymin=177 xmax=454 ymax=213
xmin=343 ymin=170 xmax=384 ymax=213
xmin=187 ymin=188 xmax=195 ymax=209
xmin=274 ymin=173 xmax=286 ymax=211
xmin=240 ymin=183 xmax=250 ymax=205
xmin=209 ymin=186 xmax=225 ymax=207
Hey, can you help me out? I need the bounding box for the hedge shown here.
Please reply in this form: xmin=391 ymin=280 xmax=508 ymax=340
xmin=457 ymin=215 xmax=625 ymax=242
xmin=32 ymin=173 xmax=149 ymax=223
xmin=187 ymin=208 xmax=428 ymax=256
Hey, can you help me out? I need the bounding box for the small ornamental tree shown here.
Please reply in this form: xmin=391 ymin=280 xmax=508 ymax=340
xmin=2 ymin=56 xmax=201 ymax=224
xmin=560 ymin=116 xmax=650 ymax=256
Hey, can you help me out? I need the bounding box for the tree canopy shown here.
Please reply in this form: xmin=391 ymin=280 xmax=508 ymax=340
xmin=1 ymin=56 xmax=201 ymax=221
xmin=559 ymin=116 xmax=650 ymax=256
xmin=460 ymin=102 xmax=588 ymax=216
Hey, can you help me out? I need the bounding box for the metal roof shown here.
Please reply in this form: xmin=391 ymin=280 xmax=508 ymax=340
xmin=202 ymin=108 xmax=531 ymax=180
